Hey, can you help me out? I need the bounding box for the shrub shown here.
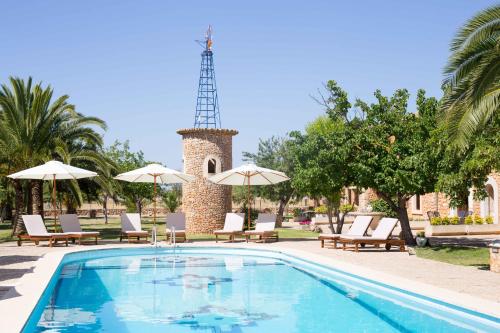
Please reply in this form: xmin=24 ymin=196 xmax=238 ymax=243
xmin=430 ymin=217 xmax=442 ymax=225
xmin=293 ymin=208 xmax=303 ymax=217
xmin=340 ymin=203 xmax=356 ymax=214
xmin=485 ymin=216 xmax=494 ymax=224
xmin=416 ymin=231 xmax=425 ymax=238
xmin=441 ymin=217 xmax=451 ymax=225
xmin=464 ymin=215 xmax=473 ymax=225
xmin=314 ymin=205 xmax=328 ymax=214
xmin=473 ymin=215 xmax=484 ymax=225
xmin=449 ymin=216 xmax=459 ymax=225
xmin=369 ymin=199 xmax=397 ymax=217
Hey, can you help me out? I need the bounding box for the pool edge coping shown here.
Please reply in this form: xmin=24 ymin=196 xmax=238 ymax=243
xmin=1 ymin=242 xmax=499 ymax=332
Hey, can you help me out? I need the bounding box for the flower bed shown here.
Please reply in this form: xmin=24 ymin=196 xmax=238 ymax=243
xmin=425 ymin=215 xmax=500 ymax=236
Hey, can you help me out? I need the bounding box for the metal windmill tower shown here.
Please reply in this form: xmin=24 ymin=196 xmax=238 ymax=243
xmin=194 ymin=25 xmax=221 ymax=128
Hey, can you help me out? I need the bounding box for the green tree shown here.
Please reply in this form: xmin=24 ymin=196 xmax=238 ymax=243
xmin=436 ymin=112 xmax=500 ymax=208
xmin=161 ymin=185 xmax=182 ymax=213
xmin=353 ymin=88 xmax=440 ymax=246
xmin=291 ymin=81 xmax=359 ymax=233
xmin=106 ymin=141 xmax=153 ymax=215
xmin=442 ymin=5 xmax=500 ymax=149
xmin=0 ymin=77 xmax=106 ymax=233
xmin=243 ymin=137 xmax=297 ymax=227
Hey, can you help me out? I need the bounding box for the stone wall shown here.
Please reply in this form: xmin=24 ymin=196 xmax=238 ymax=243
xmin=177 ymin=128 xmax=238 ymax=233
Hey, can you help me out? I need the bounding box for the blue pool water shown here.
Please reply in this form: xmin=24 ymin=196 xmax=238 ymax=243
xmin=23 ymin=248 xmax=500 ymax=332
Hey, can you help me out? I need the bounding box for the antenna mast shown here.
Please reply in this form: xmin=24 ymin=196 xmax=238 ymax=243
xmin=194 ymin=25 xmax=221 ymax=128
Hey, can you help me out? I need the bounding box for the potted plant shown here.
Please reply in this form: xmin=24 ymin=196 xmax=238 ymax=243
xmin=293 ymin=208 xmax=304 ymax=222
xmin=415 ymin=231 xmax=428 ymax=247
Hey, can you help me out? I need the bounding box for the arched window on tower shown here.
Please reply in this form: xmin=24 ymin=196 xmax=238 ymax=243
xmin=203 ymin=155 xmax=221 ymax=177
xmin=208 ymin=158 xmax=217 ymax=174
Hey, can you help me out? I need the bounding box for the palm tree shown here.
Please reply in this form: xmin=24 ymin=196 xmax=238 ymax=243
xmin=442 ymin=5 xmax=500 ymax=148
xmin=0 ymin=77 xmax=107 ymax=233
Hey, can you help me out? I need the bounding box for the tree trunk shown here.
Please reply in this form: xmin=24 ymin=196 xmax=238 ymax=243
xmin=27 ymin=181 xmax=33 ymax=215
xmin=103 ymin=195 xmax=109 ymax=224
xmin=397 ymin=197 xmax=416 ymax=246
xmin=32 ymin=180 xmax=44 ymax=218
xmin=335 ymin=210 xmax=345 ymax=234
xmin=12 ymin=179 xmax=25 ymax=235
xmin=326 ymin=204 xmax=335 ymax=233
xmin=135 ymin=198 xmax=142 ymax=217
xmin=276 ymin=194 xmax=291 ymax=228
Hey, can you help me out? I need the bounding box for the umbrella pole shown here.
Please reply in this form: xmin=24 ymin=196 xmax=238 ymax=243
xmin=52 ymin=174 xmax=57 ymax=231
xmin=247 ymin=177 xmax=251 ymax=230
xmin=153 ymin=175 xmax=157 ymax=227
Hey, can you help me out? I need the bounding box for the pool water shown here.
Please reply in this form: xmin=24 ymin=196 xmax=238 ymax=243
xmin=23 ymin=248 xmax=500 ymax=332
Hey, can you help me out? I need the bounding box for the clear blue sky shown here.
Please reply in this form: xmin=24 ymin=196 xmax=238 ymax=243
xmin=1 ymin=1 xmax=496 ymax=169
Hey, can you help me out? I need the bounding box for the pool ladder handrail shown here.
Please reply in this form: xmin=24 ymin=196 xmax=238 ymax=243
xmin=171 ymin=226 xmax=177 ymax=256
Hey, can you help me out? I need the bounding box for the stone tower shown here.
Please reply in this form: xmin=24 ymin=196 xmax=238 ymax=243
xmin=178 ymin=26 xmax=237 ymax=233
xmin=177 ymin=128 xmax=238 ymax=233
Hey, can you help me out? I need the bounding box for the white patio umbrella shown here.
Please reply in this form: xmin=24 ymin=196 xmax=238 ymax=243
xmin=8 ymin=160 xmax=98 ymax=229
xmin=208 ymin=163 xmax=290 ymax=230
xmin=114 ymin=163 xmax=195 ymax=227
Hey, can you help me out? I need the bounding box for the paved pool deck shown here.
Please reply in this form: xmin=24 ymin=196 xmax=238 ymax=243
xmin=0 ymin=237 xmax=499 ymax=331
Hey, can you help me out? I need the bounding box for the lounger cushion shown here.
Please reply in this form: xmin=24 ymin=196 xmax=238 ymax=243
xmin=319 ymin=233 xmax=341 ymax=239
xmin=69 ymin=232 xmax=99 ymax=236
xmin=222 ymin=213 xmax=245 ymax=232
xmin=166 ymin=213 xmax=186 ymax=231
xmin=214 ymin=230 xmax=242 ymax=234
xmin=121 ymin=213 xmax=143 ymax=232
xmin=245 ymin=230 xmax=277 ymax=235
xmin=123 ymin=230 xmax=148 ymax=234
xmin=23 ymin=215 xmax=51 ymax=235
xmin=340 ymin=235 xmax=388 ymax=241
xmin=347 ymin=216 xmax=373 ymax=236
xmin=60 ymin=214 xmax=83 ymax=232
xmin=29 ymin=233 xmax=68 ymax=237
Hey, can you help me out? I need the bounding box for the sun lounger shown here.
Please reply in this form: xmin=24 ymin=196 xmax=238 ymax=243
xmin=244 ymin=213 xmax=279 ymax=243
xmin=120 ymin=213 xmax=149 ymax=243
xmin=337 ymin=217 xmax=405 ymax=252
xmin=60 ymin=214 xmax=99 ymax=245
xmin=318 ymin=215 xmax=373 ymax=248
xmin=166 ymin=212 xmax=186 ymax=243
xmin=18 ymin=215 xmax=69 ymax=247
xmin=214 ymin=213 xmax=245 ymax=242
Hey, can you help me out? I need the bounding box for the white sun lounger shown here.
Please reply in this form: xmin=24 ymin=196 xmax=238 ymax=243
xmin=18 ymin=215 xmax=70 ymax=247
xmin=166 ymin=212 xmax=186 ymax=243
xmin=338 ymin=217 xmax=405 ymax=252
xmin=60 ymin=214 xmax=99 ymax=245
xmin=318 ymin=215 xmax=373 ymax=248
xmin=244 ymin=213 xmax=279 ymax=243
xmin=120 ymin=213 xmax=149 ymax=243
xmin=214 ymin=213 xmax=245 ymax=242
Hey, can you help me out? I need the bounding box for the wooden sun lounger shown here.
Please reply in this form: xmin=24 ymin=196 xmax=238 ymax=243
xmin=245 ymin=230 xmax=279 ymax=243
xmin=18 ymin=215 xmax=70 ymax=247
xmin=166 ymin=213 xmax=187 ymax=243
xmin=337 ymin=218 xmax=405 ymax=252
xmin=338 ymin=237 xmax=406 ymax=252
xmin=60 ymin=214 xmax=99 ymax=245
xmin=318 ymin=215 xmax=373 ymax=249
xmin=120 ymin=213 xmax=149 ymax=243
xmin=214 ymin=213 xmax=245 ymax=243
xmin=17 ymin=233 xmax=69 ymax=247
xmin=244 ymin=214 xmax=279 ymax=243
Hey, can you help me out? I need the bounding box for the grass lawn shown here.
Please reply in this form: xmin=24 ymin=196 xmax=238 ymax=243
xmin=0 ymin=217 xmax=319 ymax=243
xmin=415 ymin=246 xmax=489 ymax=269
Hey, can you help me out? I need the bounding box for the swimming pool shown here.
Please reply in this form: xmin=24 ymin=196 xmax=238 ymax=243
xmin=22 ymin=247 xmax=500 ymax=332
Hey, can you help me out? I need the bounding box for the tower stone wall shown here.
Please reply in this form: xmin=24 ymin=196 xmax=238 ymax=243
xmin=177 ymin=128 xmax=238 ymax=233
